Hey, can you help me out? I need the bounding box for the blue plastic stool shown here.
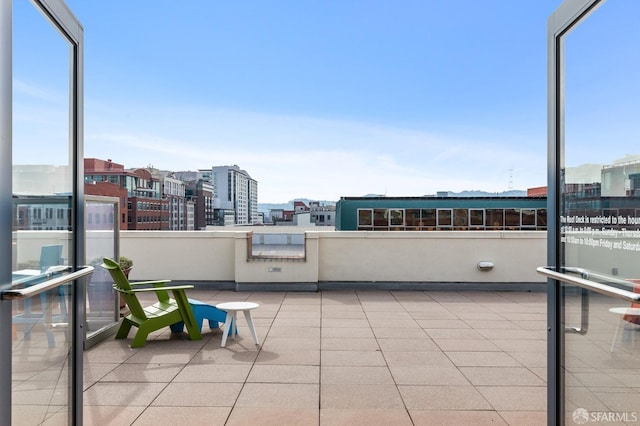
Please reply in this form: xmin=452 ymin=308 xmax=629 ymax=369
xmin=170 ymin=299 xmax=229 ymax=333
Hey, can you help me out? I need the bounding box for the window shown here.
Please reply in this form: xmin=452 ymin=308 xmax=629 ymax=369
xmin=537 ymin=209 xmax=547 ymax=230
xmin=437 ymin=209 xmax=452 ymax=229
xmin=453 ymin=208 xmax=468 ymax=229
xmin=389 ymin=209 xmax=404 ymax=227
xmin=487 ymin=209 xmax=504 ymax=229
xmin=504 ymin=209 xmax=520 ymax=230
xmin=373 ymin=209 xmax=388 ymax=228
xmin=405 ymin=209 xmax=421 ymax=229
xmin=421 ymin=209 xmax=436 ymax=229
xmin=521 ymin=209 xmax=536 ymax=227
xmin=469 ymin=209 xmax=484 ymax=228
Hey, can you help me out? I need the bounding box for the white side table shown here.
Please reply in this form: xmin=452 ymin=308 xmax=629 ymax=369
xmin=215 ymin=301 xmax=260 ymax=348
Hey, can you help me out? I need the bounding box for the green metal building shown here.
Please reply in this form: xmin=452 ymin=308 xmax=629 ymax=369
xmin=335 ymin=196 xmax=547 ymax=231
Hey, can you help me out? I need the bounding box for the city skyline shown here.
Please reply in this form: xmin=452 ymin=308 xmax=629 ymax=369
xmin=15 ymin=1 xmax=568 ymax=203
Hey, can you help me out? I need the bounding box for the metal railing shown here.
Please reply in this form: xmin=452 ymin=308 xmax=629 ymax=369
xmin=3 ymin=266 xmax=94 ymax=300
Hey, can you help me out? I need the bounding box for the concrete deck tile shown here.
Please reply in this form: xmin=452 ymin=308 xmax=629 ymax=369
xmin=383 ymin=351 xmax=454 ymax=368
xmin=465 ymin=319 xmax=519 ymax=329
xmin=376 ymin=337 xmax=440 ymax=352
xmin=320 ymin=408 xmax=413 ymax=426
xmin=508 ymin=351 xmax=547 ymax=368
xmin=83 ymin=363 xmax=119 ymax=390
xmin=416 ymin=319 xmax=471 ymax=329
xmin=83 ymin=406 xmax=146 ymax=426
xmin=491 ymin=339 xmax=546 ymax=353
xmin=247 ymin=365 xmax=319 ymax=383
xmin=235 ymin=383 xmax=319 ymax=408
xmin=275 ymin=310 xmax=322 ymax=319
xmin=321 ymin=366 xmax=394 ymax=385
xmin=389 ymin=366 xmax=470 ymax=385
xmin=124 ymin=347 xmax=202 ymax=364
xmin=367 ymin=318 xmax=421 ymax=328
xmin=459 ymin=366 xmax=546 ymax=386
xmin=433 ymin=338 xmax=501 ymax=352
xmin=424 ymin=328 xmax=485 ymax=339
xmin=173 ymin=363 xmax=251 ymax=383
xmin=80 ymin=289 xmax=549 ymax=424
xmin=101 ymin=363 xmax=183 ymax=383
xmin=321 ymin=337 xmax=379 ymax=351
xmin=132 ymin=406 xmax=231 ymax=426
xmin=498 ymin=410 xmax=546 ymax=426
xmin=190 ymin=346 xmax=259 ymax=364
xmin=409 ymin=409 xmax=508 ymax=426
xmin=398 ymin=385 xmax=493 ymax=410
xmin=255 ymin=349 xmax=320 ymax=365
xmin=321 ymin=318 xmax=370 ymax=328
xmin=476 ymin=385 xmax=547 ymax=411
xmin=267 ymin=326 xmax=320 ymax=338
xmin=152 ymin=382 xmax=242 ymax=407
xmin=365 ymin=311 xmax=414 ymax=320
xmin=447 ymin=351 xmax=521 ymax=367
xmin=408 ymin=311 xmax=458 ymax=320
xmin=83 ymin=382 xmax=167 ymax=406
xmin=227 ymin=407 xmax=319 ymax=426
xmin=321 ymin=384 xmax=405 ymax=409
xmin=321 ymin=350 xmax=387 ymax=366
xmin=372 ymin=327 xmax=429 ymax=339
xmin=455 ymin=311 xmax=505 ymax=320
xmin=321 ymin=310 xmax=367 ymax=319
xmin=260 ymin=337 xmax=320 ymax=351
xmin=477 ymin=328 xmax=546 ymax=340
xmin=279 ymin=304 xmax=321 ymax=313
xmin=272 ymin=317 xmax=321 ymax=327
xmin=321 ymin=327 xmax=375 ymax=338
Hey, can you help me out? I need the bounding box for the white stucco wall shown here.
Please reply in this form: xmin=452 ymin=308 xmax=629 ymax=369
xmin=119 ymin=230 xmax=546 ymax=284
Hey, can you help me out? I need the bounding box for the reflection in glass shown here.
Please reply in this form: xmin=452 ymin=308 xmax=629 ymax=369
xmin=11 ymin=286 xmax=72 ymax=423
xmin=373 ymin=209 xmax=387 ymax=228
xmin=12 ymin=1 xmax=74 ymax=423
xmin=486 ymin=209 xmax=504 ymax=229
xmin=437 ymin=209 xmax=452 ymax=229
xmin=561 ymin=0 xmax=640 ymax=421
xmin=85 ymin=201 xmax=118 ymax=339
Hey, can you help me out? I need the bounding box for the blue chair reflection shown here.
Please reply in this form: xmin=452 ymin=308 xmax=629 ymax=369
xmin=12 ymin=244 xmax=68 ymax=347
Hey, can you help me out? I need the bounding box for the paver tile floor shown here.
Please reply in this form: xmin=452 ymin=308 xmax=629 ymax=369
xmin=83 ymin=290 xmax=547 ymax=425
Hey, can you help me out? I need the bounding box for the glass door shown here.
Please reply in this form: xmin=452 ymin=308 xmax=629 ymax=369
xmin=1 ymin=0 xmax=85 ymax=424
xmin=545 ymin=1 xmax=640 ymax=424
xmin=85 ymin=195 xmax=120 ymax=348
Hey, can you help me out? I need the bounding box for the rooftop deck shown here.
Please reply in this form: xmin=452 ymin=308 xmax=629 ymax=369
xmin=83 ymin=289 xmax=547 ymax=425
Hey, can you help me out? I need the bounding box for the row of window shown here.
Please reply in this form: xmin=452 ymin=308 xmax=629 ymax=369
xmin=129 ymin=201 xmax=167 ymax=211
xmin=357 ymin=208 xmax=547 ymax=231
xmin=129 ymin=216 xmax=163 ymax=223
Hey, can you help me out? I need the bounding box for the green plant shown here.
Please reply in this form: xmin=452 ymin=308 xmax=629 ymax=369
xmin=118 ymin=256 xmax=133 ymax=271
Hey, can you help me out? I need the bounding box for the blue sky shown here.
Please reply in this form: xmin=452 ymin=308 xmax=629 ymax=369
xmin=16 ymin=1 xmax=567 ymax=203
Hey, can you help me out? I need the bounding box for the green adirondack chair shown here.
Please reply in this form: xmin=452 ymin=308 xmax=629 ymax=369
xmin=101 ymin=257 xmax=202 ymax=348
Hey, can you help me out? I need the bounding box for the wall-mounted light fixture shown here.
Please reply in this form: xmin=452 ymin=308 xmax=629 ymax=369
xmin=477 ymin=261 xmax=494 ymax=271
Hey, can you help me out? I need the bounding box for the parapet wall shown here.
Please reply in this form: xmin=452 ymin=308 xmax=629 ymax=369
xmin=119 ymin=230 xmax=546 ymax=289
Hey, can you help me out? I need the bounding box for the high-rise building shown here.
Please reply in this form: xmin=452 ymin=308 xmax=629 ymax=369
xmin=184 ymin=179 xmax=214 ymax=230
xmin=211 ymin=165 xmax=258 ymax=225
